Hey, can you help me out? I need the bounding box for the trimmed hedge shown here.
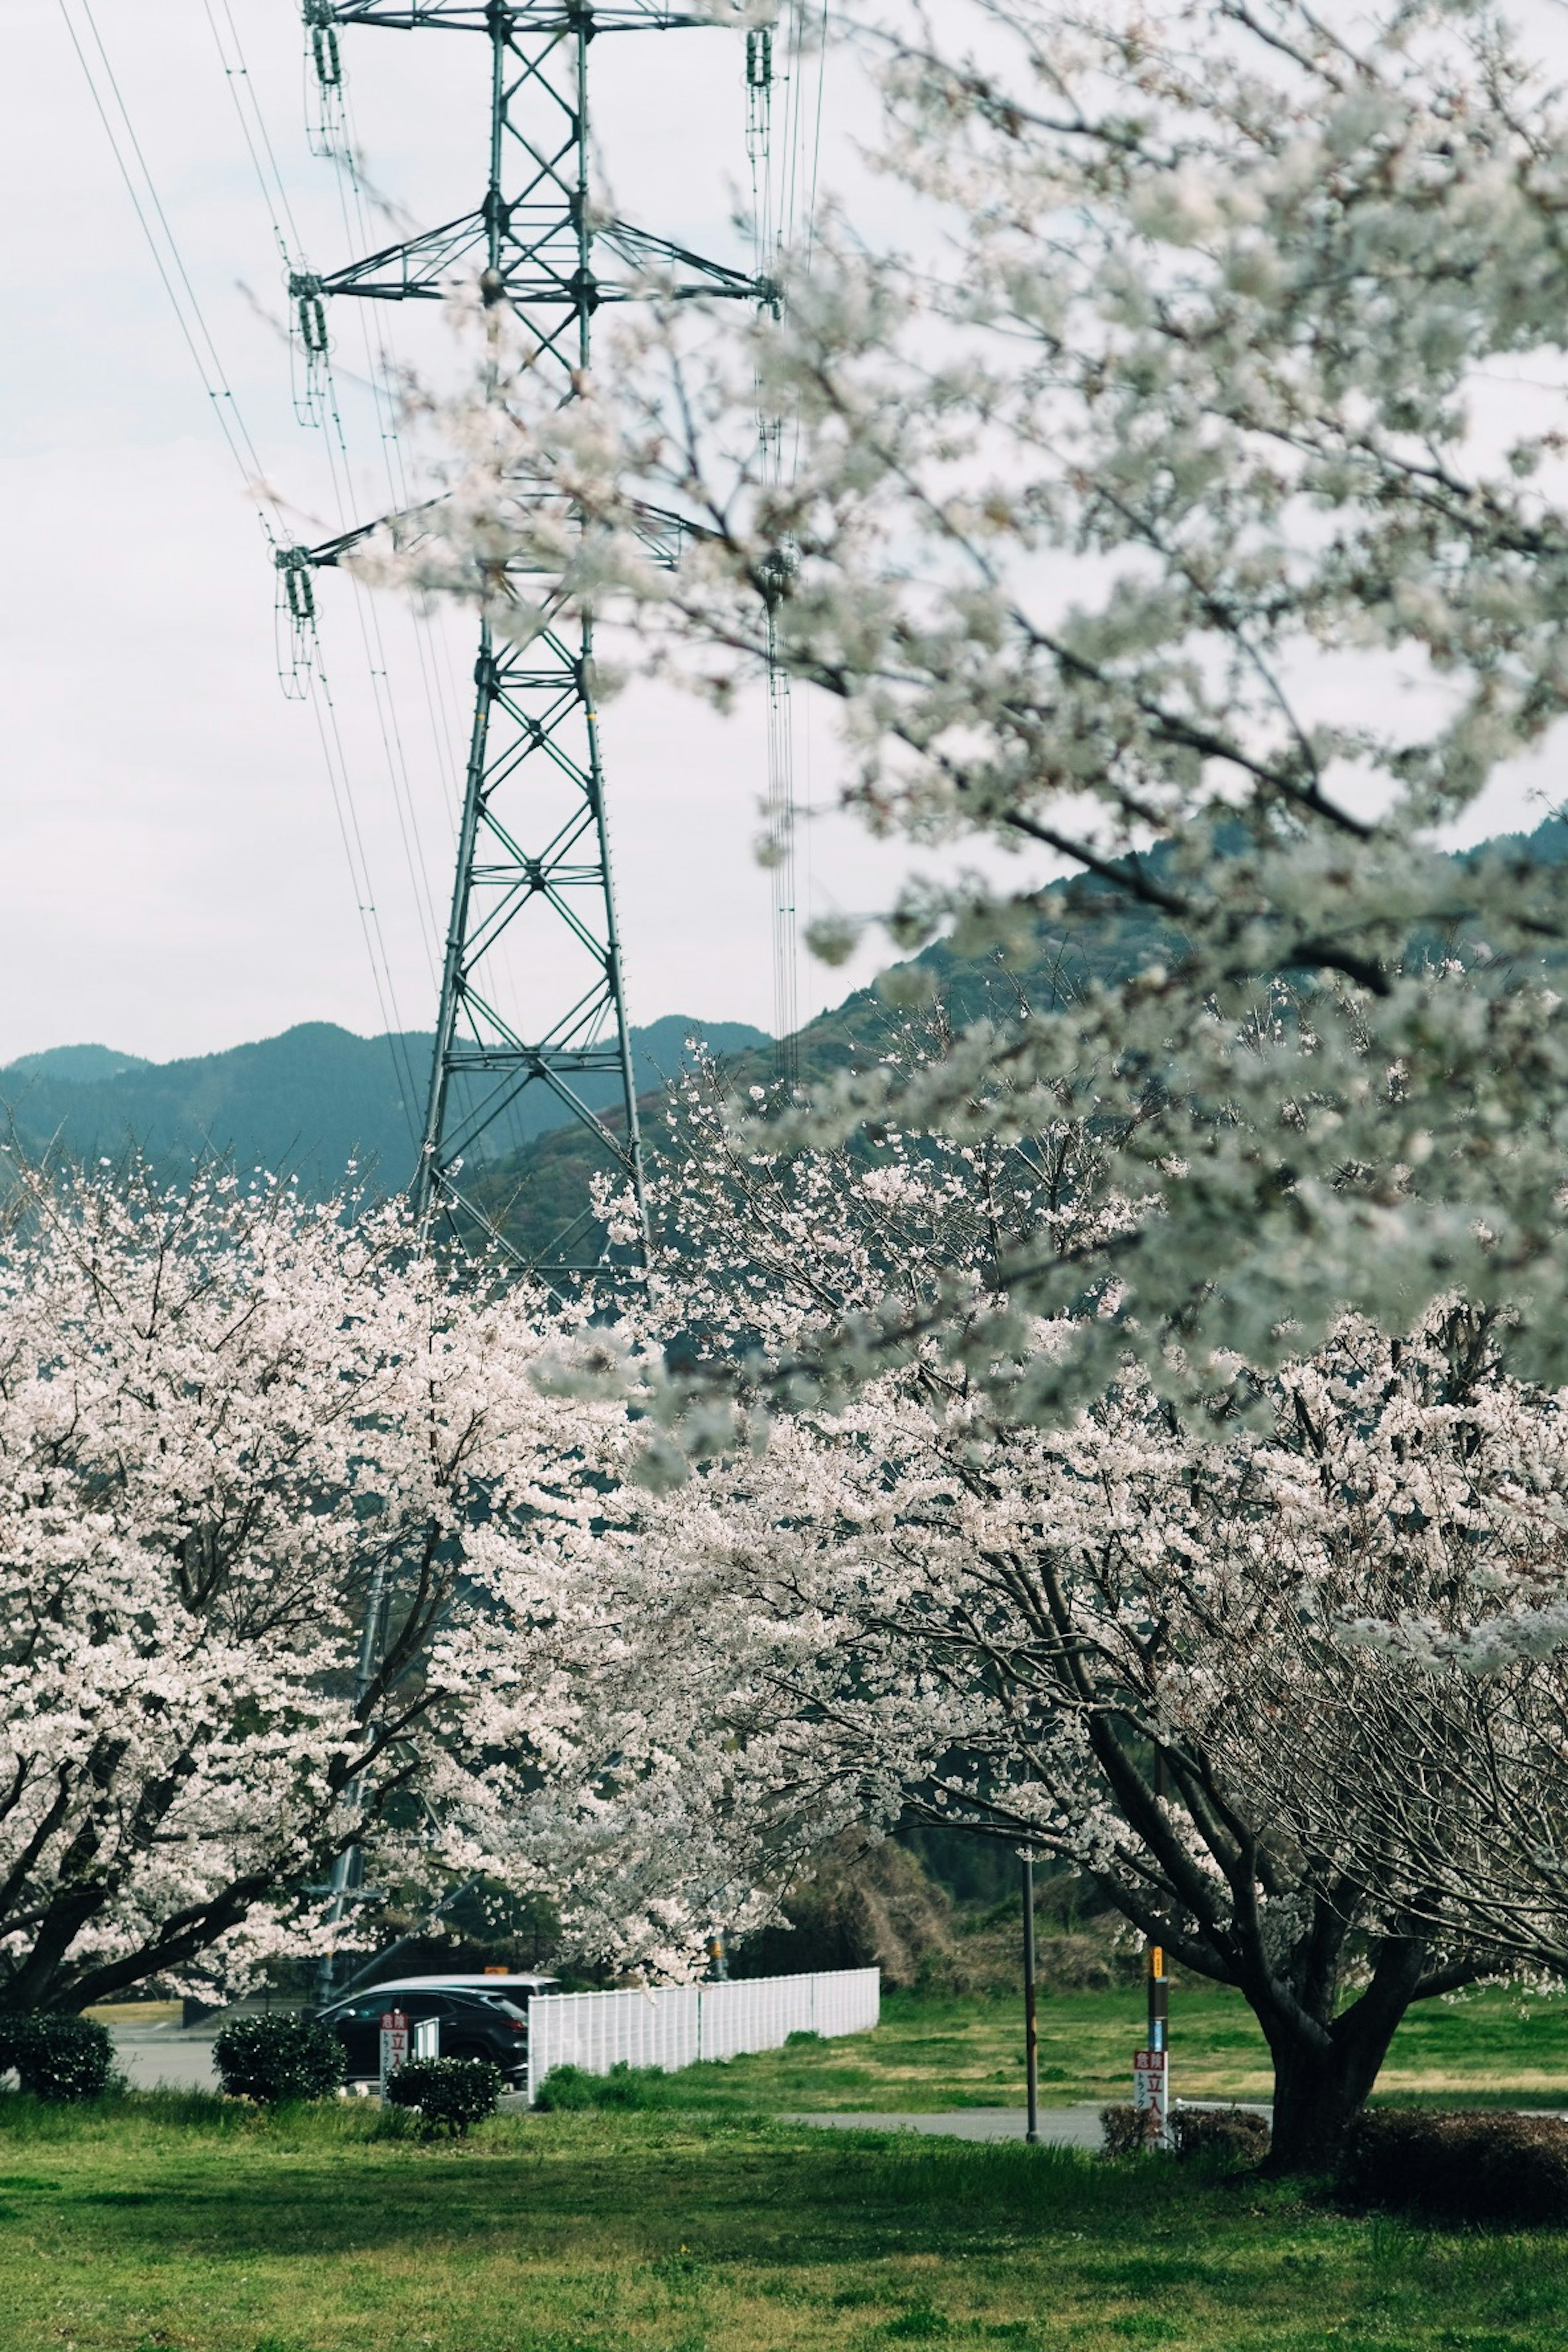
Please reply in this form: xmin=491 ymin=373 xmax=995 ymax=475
xmin=1345 ymin=2108 xmax=1568 ymax=2225
xmin=384 ymin=2056 xmax=503 ymax=2137
xmin=213 ymin=2012 xmax=346 ymax=2105
xmin=1100 ymin=2103 xmax=1165 ymax=2157
xmin=1169 ymin=2105 xmax=1270 ymax=2167
xmin=0 ymin=2013 xmax=114 ymax=2101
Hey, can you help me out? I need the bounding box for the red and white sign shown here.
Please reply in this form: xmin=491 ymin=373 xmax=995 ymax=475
xmin=1132 ymin=2048 xmax=1167 ymax=2110
xmin=379 ymin=2008 xmax=410 ymax=2098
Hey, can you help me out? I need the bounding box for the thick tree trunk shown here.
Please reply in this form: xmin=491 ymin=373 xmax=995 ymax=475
xmin=1267 ymin=2040 xmax=1380 ymax=2172
xmin=1264 ymin=2002 xmax=1408 ymax=2172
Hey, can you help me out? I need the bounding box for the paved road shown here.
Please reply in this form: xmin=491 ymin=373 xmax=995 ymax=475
xmin=786 ymin=2107 xmax=1107 ymax=2147
xmin=110 ymin=2025 xmax=221 ymax=2093
xmin=786 ymin=2103 xmax=1273 ymax=2147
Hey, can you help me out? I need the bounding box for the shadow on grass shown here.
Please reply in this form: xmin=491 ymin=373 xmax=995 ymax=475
xmin=0 ymin=2094 xmax=1277 ymax=2266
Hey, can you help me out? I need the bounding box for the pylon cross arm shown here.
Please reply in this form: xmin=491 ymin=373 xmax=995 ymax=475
xmin=320 ymin=4 xmax=717 ymax=30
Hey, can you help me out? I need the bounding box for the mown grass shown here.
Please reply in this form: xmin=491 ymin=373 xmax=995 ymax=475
xmin=83 ymin=2002 xmax=182 ymax=2028
xmin=1 ymin=2089 xmax=1565 ymax=2352
xmin=626 ymin=1983 xmax=1568 ymax=2114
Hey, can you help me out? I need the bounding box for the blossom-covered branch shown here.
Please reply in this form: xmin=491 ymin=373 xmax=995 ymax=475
xmin=382 ymin=0 xmax=1568 ymax=1394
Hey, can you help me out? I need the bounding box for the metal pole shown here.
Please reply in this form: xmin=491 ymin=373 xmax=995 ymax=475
xmin=1147 ymin=1939 xmax=1169 ymax=2145
xmin=415 ymin=624 xmax=493 ymax=1226
xmin=1022 ymin=1851 xmax=1040 ymax=2145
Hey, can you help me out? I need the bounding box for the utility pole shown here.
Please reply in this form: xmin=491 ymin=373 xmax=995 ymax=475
xmin=295 ymin=0 xmax=769 ymax=1282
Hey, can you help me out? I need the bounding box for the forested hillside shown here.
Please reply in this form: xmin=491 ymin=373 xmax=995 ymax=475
xmin=8 ymin=816 xmax=1564 ymax=1249
xmin=0 ymin=1013 xmax=768 ymax=1196
xmin=468 ymin=864 xmax=1189 ymax=1259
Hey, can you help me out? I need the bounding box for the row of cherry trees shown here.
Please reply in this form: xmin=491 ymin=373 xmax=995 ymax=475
xmin=7 ymin=1074 xmax=1568 ymax=2165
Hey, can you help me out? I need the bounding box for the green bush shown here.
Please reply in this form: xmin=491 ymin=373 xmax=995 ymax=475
xmin=1099 ymin=2103 xmax=1165 ymax=2158
xmin=1344 ymin=2108 xmax=1568 ymax=2225
xmin=212 ymin=2013 xmax=345 ymax=2106
xmin=1169 ymin=2105 xmax=1270 ymax=2167
xmin=534 ymin=2060 xmax=671 ymax=2111
xmin=384 ymin=2056 xmax=502 ymax=2137
xmin=0 ymin=2013 xmax=114 ymax=2101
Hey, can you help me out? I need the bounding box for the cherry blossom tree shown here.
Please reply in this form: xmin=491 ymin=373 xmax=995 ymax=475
xmin=614 ymin=1083 xmax=1568 ymax=2167
xmin=384 ymin=0 xmax=1568 ymax=1404
xmin=0 ymin=1157 xmax=748 ymax=2015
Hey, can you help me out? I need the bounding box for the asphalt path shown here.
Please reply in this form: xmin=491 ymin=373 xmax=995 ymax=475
xmin=109 ymin=2024 xmax=220 ymax=2093
xmin=786 ymin=2108 xmax=1108 ymax=2147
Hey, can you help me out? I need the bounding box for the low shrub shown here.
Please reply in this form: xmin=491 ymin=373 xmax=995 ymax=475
xmin=0 ymin=2013 xmax=114 ymax=2101
xmin=1345 ymin=2108 xmax=1568 ymax=2225
xmin=212 ymin=2012 xmax=345 ymax=2106
xmin=1100 ymin=2103 xmax=1165 ymax=2158
xmin=1169 ymin=2105 xmax=1270 ymax=2167
xmin=384 ymin=2056 xmax=502 ymax=2137
xmin=534 ymin=2060 xmax=671 ymax=2111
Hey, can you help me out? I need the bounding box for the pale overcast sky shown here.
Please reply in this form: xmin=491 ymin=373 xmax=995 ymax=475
xmin=1 ymin=0 xmax=930 ymax=1066
xmin=5 ymin=3 xmax=1562 ymax=1070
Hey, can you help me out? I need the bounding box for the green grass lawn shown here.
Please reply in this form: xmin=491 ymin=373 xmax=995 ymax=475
xmin=5 ymin=1987 xmax=1568 ymax=2350
xmin=2 ymin=2093 xmax=1566 ymax=2352
xmin=636 ymin=1983 xmax=1568 ymax=2114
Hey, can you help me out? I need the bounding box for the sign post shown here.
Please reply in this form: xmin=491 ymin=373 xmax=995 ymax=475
xmin=378 ymin=2008 xmax=410 ymax=2103
xmin=1133 ymin=1943 xmax=1169 ymax=2145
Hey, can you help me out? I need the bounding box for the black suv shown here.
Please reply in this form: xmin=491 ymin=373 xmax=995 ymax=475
xmin=313 ymin=1983 xmax=533 ymax=2083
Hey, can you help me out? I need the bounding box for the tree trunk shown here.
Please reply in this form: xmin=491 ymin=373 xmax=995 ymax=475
xmin=1265 ymin=2005 xmax=1406 ymax=2173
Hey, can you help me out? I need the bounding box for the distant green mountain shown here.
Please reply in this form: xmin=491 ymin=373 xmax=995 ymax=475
xmin=468 ymin=926 xmax=1091 ymax=1261
xmin=5 ymin=1045 xmax=152 ymax=1085
xmin=10 ymin=810 xmax=1563 ymax=1250
xmin=0 ymin=1014 xmax=770 ymax=1197
xmin=470 ymin=811 xmax=1568 ymax=1263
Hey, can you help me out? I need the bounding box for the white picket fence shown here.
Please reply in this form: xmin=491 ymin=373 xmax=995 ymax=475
xmin=526 ymin=1966 xmax=880 ymax=2105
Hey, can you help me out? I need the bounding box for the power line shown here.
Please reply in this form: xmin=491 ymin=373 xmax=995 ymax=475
xmin=203 ymin=0 xmax=310 ymax=271
xmin=196 ymin=0 xmax=445 ymax=1129
xmin=200 ymin=0 xmax=454 ymax=997
xmin=59 ymin=0 xmax=425 ymax=1142
xmin=57 ymin=0 xmax=282 ymax=541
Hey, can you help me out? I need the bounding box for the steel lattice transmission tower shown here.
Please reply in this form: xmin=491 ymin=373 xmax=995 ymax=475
xmin=294 ymin=0 xmax=767 ymax=1277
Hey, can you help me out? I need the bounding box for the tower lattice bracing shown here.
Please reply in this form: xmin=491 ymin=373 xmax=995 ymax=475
xmin=298 ymin=0 xmax=766 ymax=1278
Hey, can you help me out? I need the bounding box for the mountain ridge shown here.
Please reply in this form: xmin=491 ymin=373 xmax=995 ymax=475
xmin=11 ymin=810 xmax=1566 ymax=1245
xmin=1 ymin=1013 xmax=770 ymax=1196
